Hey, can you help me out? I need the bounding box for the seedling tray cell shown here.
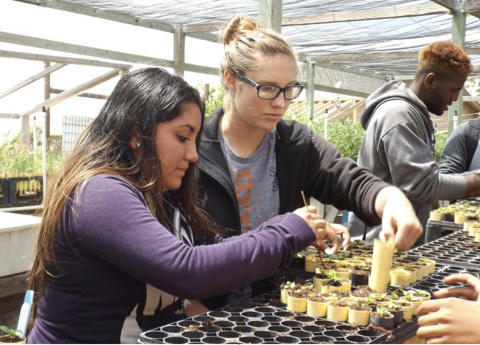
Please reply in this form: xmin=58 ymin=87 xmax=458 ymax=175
xmin=408 ymin=230 xmax=480 ymax=269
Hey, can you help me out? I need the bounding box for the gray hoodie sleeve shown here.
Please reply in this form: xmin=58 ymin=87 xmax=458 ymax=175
xmin=380 ymin=121 xmax=466 ymax=203
xmin=439 ymin=122 xmax=474 ymax=176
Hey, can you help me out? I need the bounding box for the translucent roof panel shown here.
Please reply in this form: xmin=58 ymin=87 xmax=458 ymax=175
xmin=52 ymin=0 xmax=480 ymax=77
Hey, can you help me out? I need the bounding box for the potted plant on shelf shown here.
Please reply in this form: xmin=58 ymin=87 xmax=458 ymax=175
xmin=289 ymin=252 xmax=306 ymax=269
xmin=370 ymin=306 xmax=394 ymax=330
xmin=313 ymin=270 xmax=330 ymax=291
xmin=0 ymin=326 xmax=24 ymax=344
xmin=306 ymin=292 xmax=329 ymax=317
xmin=327 ymin=299 xmax=349 ymax=322
xmin=392 ymin=300 xmax=414 ymax=321
xmin=386 ymin=303 xmax=404 ymax=327
xmin=390 ymin=268 xmax=411 ymax=287
xmin=350 ymin=266 xmax=369 ymax=287
xmin=280 ymin=281 xmax=295 ymax=303
xmin=399 ymin=294 xmax=422 ymax=316
xmin=287 ymin=285 xmax=312 ymax=313
xmin=348 ymin=299 xmax=371 ymax=326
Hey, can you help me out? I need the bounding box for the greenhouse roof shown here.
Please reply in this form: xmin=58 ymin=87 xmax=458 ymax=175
xmin=12 ymin=0 xmax=480 ymax=96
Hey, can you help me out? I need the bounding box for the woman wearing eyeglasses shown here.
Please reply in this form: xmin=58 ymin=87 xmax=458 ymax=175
xmin=197 ymin=14 xmax=423 ymax=309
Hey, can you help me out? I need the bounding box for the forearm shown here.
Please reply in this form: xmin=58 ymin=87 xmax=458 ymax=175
xmin=464 ymin=170 xmax=480 ymax=197
xmin=374 ymin=186 xmax=404 ymax=219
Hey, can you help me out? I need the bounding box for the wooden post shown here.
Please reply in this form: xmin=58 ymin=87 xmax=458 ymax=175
xmin=19 ymin=115 xmax=30 ymax=146
xmin=448 ymin=10 xmax=466 ymax=134
xmin=203 ymin=83 xmax=210 ymax=101
xmin=258 ymin=0 xmax=282 ymax=33
xmin=44 ymin=61 xmax=51 ymax=140
xmin=173 ymin=25 xmax=186 ymax=78
xmin=306 ymin=56 xmax=315 ymax=122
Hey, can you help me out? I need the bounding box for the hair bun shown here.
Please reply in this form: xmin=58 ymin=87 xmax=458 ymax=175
xmin=222 ymin=14 xmax=259 ymax=46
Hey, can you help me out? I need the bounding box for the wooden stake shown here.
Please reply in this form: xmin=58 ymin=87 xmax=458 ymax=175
xmin=301 ymin=191 xmax=326 ymax=270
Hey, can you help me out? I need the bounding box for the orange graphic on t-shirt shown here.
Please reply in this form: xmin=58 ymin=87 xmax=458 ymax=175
xmin=235 ymin=170 xmax=252 ymax=231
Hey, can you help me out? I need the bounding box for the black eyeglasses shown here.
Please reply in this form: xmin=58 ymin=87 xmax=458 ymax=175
xmin=238 ymin=74 xmax=304 ymax=100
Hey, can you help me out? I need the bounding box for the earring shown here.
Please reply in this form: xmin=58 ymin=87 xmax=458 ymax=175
xmin=136 ymin=141 xmax=141 ymax=148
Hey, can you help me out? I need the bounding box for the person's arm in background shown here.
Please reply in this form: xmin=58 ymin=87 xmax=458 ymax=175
xmin=417 ymin=274 xmax=480 ymax=344
xmin=306 ymin=131 xmax=421 ymax=251
xmin=380 ymin=118 xmax=480 ymax=202
xmin=439 ymin=122 xmax=474 ymax=176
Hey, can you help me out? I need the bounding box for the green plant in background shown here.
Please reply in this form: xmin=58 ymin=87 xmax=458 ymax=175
xmin=202 ymin=82 xmax=226 ymax=117
xmin=0 ymin=128 xmax=66 ymax=178
xmin=434 ymin=132 xmax=447 ymax=163
xmin=0 ymin=326 xmax=22 ymax=342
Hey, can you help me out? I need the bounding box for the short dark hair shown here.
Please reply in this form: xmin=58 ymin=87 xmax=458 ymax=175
xmin=417 ymin=40 xmax=473 ymax=76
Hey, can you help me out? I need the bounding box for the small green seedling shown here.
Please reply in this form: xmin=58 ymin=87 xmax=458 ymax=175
xmin=376 ymin=306 xmax=391 ymax=318
xmin=0 ymin=326 xmax=22 ymax=341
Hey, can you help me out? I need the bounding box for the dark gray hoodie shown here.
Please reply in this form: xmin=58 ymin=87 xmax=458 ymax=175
xmin=349 ymin=80 xmax=466 ymax=243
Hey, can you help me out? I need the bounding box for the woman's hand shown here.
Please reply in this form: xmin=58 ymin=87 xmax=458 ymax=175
xmin=329 ymin=223 xmax=350 ymax=249
xmin=293 ymin=206 xmax=339 ymax=255
xmin=417 ymin=274 xmax=480 ymax=343
xmin=375 ymin=186 xmax=423 ymax=251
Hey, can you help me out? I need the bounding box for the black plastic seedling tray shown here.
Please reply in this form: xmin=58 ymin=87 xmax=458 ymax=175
xmin=409 ymin=262 xmax=480 ymax=293
xmin=424 ymin=220 xmax=463 ymax=244
xmin=408 ymin=230 xmax=480 ymax=269
xmin=138 ymin=290 xmax=423 ymax=344
xmin=138 ymin=261 xmax=480 ymax=344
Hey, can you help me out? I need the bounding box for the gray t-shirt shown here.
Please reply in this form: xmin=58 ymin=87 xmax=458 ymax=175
xmin=219 ymin=128 xmax=281 ymax=304
xmin=219 ymin=128 xmax=280 ymax=233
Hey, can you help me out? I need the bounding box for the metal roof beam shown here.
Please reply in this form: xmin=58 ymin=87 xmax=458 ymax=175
xmin=430 ymin=0 xmax=460 ymax=12
xmin=313 ymin=84 xmax=369 ymax=98
xmin=0 ymin=47 xmax=131 ymax=70
xmin=282 ymin=4 xmax=448 ymax=26
xmin=0 ymin=32 xmax=220 ymax=76
xmin=313 ymin=48 xmax=480 ymax=62
xmin=0 ymin=63 xmax=66 ymax=100
xmin=314 ymin=61 xmax=387 ymax=80
xmin=19 ymin=68 xmax=122 ymax=118
xmin=15 ymin=0 xmax=218 ymax=42
xmin=185 ymin=3 xmax=448 ymax=32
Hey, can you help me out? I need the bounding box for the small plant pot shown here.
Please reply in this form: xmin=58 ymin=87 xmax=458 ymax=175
xmin=393 ymin=301 xmax=414 ymax=321
xmin=387 ymin=308 xmax=404 ymax=327
xmin=430 ymin=210 xmax=442 ymax=221
xmin=306 ymin=299 xmax=328 ymax=317
xmin=442 ymin=213 xmax=454 ymax=222
xmin=334 ymin=268 xmax=351 ymax=280
xmin=313 ymin=275 xmax=330 ymax=291
xmin=400 ymin=296 xmax=422 ymax=315
xmin=287 ymin=295 xmax=307 ymax=313
xmin=351 ymin=271 xmax=369 ymax=287
xmin=469 ymin=225 xmax=480 ymax=237
xmin=305 ymin=255 xmax=318 ymax=272
xmin=406 ymin=267 xmax=418 ymax=284
xmin=408 ymin=290 xmax=431 ymax=301
xmin=390 ymin=269 xmax=411 ymax=287
xmin=290 ymin=255 xmax=305 ymax=269
xmin=339 ymin=279 xmax=352 ymax=292
xmin=475 ymin=231 xmax=480 ymax=243
xmin=327 ymin=301 xmax=349 ymax=322
xmin=281 ymin=289 xmax=290 ymax=303
xmin=369 ymin=313 xmax=394 ymax=330
xmin=454 ymin=213 xmax=468 ymax=224
xmin=348 ymin=307 xmax=371 ymax=326
xmin=418 ymin=259 xmax=435 ymax=275
xmin=0 ymin=337 xmax=26 ymax=344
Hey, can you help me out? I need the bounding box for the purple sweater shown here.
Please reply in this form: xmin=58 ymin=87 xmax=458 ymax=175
xmin=28 ymin=175 xmax=314 ymax=343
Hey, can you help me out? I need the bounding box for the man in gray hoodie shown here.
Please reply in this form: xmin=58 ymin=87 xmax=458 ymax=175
xmin=349 ymin=40 xmax=480 ymax=244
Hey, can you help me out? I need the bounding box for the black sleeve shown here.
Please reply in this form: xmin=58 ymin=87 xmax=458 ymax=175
xmin=306 ymin=131 xmax=390 ymax=227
